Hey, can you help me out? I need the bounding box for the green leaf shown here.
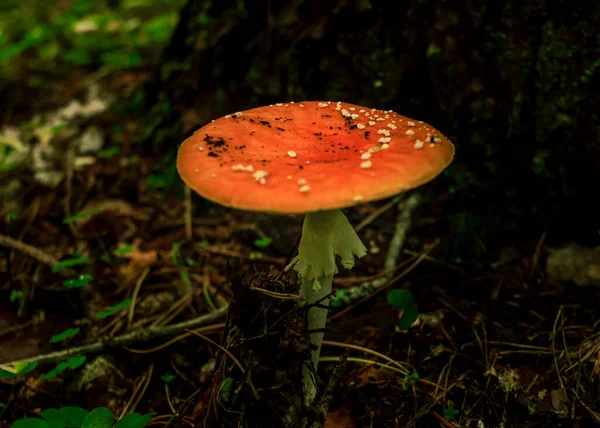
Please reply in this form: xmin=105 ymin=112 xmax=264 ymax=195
xmin=53 ymin=257 xmax=91 ymax=273
xmin=397 ymin=305 xmax=419 ymax=331
xmin=63 ymin=209 xmax=103 ymax=224
xmin=114 ymin=412 xmax=151 ymax=428
xmin=141 ymin=14 xmax=177 ymax=44
xmin=443 ymin=405 xmax=459 ymax=420
xmin=96 ymin=298 xmax=132 ymax=319
xmin=98 ymin=146 xmax=119 ymax=158
xmin=63 ymin=274 xmax=93 ymax=289
xmin=63 ymin=49 xmax=92 ymax=66
xmin=41 ymin=408 xmax=71 ymax=426
xmin=66 ymin=355 xmax=86 ymax=370
xmin=81 ymin=407 xmax=113 ymax=428
xmin=253 ymin=237 xmax=272 ymax=248
xmin=402 ymin=372 xmax=420 ymax=390
xmin=330 ymin=289 xmax=350 ymax=308
xmin=100 ymin=51 xmax=142 ymax=68
xmin=0 ymin=369 xmax=16 ymax=379
xmin=50 ymin=124 xmax=67 ymax=135
xmin=161 ymin=373 xmax=175 ymax=384
xmin=14 ymin=361 xmax=38 ymax=374
xmin=11 ymin=418 xmax=50 ymax=428
xmin=57 ymin=407 xmax=89 ymax=427
xmin=50 ymin=327 xmax=80 ymax=343
xmin=220 ymin=377 xmax=234 ymax=402
xmin=388 ymin=289 xmax=414 ymax=310
xmin=10 ymin=289 xmax=23 ymax=302
xmin=113 ymin=245 xmax=134 ymax=256
xmin=41 ymin=361 xmax=69 ymax=380
xmin=40 ymin=356 xmax=85 ymax=380
xmin=0 ymin=402 xmax=5 ymax=408
xmin=0 ymin=44 xmax=26 ymax=65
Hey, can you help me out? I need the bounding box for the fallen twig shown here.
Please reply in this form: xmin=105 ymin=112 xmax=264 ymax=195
xmin=0 ymin=306 xmax=228 ymax=367
xmin=0 ymin=233 xmax=74 ymax=276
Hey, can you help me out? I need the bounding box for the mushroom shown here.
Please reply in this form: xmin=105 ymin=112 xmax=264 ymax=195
xmin=176 ymin=101 xmax=454 ymax=405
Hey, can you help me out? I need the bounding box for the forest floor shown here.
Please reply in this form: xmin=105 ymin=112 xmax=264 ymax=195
xmin=2 ymin=38 xmax=600 ymax=428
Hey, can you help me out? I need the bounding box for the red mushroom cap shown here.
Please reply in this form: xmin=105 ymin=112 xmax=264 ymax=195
xmin=177 ymin=101 xmax=454 ymax=214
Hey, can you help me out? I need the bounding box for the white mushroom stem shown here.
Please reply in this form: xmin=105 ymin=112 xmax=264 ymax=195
xmin=292 ymin=209 xmax=367 ymax=406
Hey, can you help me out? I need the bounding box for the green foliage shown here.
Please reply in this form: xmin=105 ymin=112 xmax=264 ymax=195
xmin=0 ymin=0 xmax=184 ymax=78
xmin=98 ymin=146 xmax=120 ymax=158
xmin=444 ymin=405 xmax=459 ymax=420
xmin=219 ymin=377 xmax=235 ymax=402
xmin=330 ymin=289 xmax=350 ymax=308
xmin=114 ymin=412 xmax=151 ymax=428
xmin=253 ymin=237 xmax=272 ymax=248
xmin=401 ymin=372 xmax=420 ymax=391
xmin=11 ymin=419 xmax=49 ymax=428
xmin=114 ymin=245 xmax=134 ymax=256
xmin=41 ymin=406 xmax=88 ymax=427
xmin=63 ymin=274 xmax=93 ymax=289
xmin=63 ymin=209 xmax=104 ymax=224
xmin=96 ymin=298 xmax=132 ymax=319
xmin=0 ymin=370 xmax=15 ymax=379
xmin=160 ymin=373 xmax=175 ymax=384
xmin=388 ymin=289 xmax=413 ymax=308
xmin=0 ymin=361 xmax=38 ymax=379
xmin=41 ymin=355 xmax=86 ymax=380
xmin=10 ymin=289 xmax=23 ymax=302
xmin=11 ymin=405 xmax=150 ymax=428
xmin=53 ymin=257 xmax=91 ymax=273
xmin=81 ymin=407 xmax=113 ymax=428
xmin=388 ymin=289 xmax=419 ymax=330
xmin=50 ymin=327 xmax=81 ymax=343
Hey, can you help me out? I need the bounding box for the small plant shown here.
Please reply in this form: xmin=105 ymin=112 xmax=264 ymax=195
xmin=401 ymin=372 xmax=420 ymax=390
xmin=41 ymin=355 xmax=86 ymax=380
xmin=160 ymin=373 xmax=175 ymax=384
xmin=388 ymin=289 xmax=419 ymax=330
xmin=253 ymin=237 xmax=272 ymax=248
xmin=444 ymin=405 xmax=459 ymax=420
xmin=10 ymin=406 xmax=151 ymax=428
xmin=330 ymin=289 xmax=351 ymax=308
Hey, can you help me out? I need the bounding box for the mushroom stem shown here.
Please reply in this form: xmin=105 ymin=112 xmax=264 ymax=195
xmin=295 ymin=209 xmax=367 ymax=405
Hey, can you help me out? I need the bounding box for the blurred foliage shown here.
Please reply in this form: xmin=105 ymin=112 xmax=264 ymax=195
xmin=0 ymin=0 xmax=185 ymax=78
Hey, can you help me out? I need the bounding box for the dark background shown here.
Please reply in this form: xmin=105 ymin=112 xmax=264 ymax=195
xmin=0 ymin=0 xmax=599 ymax=426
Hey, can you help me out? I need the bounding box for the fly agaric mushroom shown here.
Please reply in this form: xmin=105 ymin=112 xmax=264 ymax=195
xmin=177 ymin=101 xmax=454 ymax=405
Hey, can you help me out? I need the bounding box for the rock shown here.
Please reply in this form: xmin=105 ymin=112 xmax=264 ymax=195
xmin=546 ymin=244 xmax=600 ymax=287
